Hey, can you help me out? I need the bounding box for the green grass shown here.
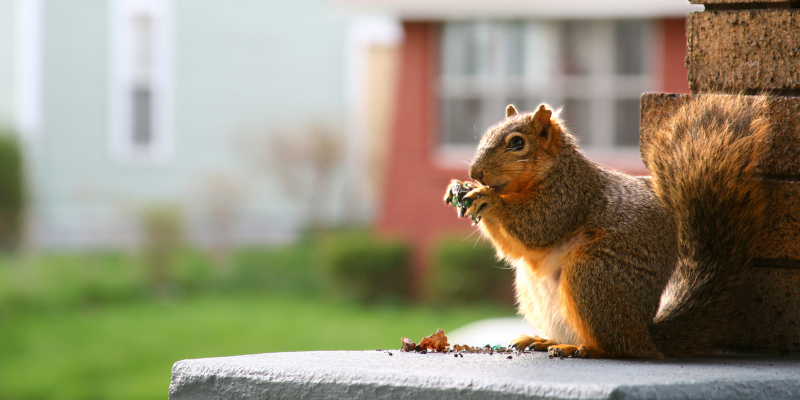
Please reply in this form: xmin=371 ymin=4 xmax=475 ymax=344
xmin=0 ymin=232 xmax=515 ymax=399
xmin=0 ymin=292 xmax=514 ymax=400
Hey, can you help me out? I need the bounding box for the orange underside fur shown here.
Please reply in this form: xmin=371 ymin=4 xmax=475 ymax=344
xmin=498 ymin=156 xmax=552 ymax=203
xmin=499 ymin=170 xmax=538 ymax=201
xmin=481 ymin=211 xmax=602 ymax=354
xmin=480 ymin=221 xmax=529 ymax=262
xmin=484 ymin=143 xmax=603 ymax=353
xmin=558 ymin=270 xmax=604 ymax=356
xmin=498 ymin=122 xmax=560 ymax=202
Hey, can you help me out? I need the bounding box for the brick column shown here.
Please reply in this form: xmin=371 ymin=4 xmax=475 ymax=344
xmin=640 ymin=1 xmax=800 ymax=352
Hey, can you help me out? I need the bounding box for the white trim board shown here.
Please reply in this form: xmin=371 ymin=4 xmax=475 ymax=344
xmin=15 ymin=0 xmax=43 ymax=138
xmin=108 ymin=0 xmax=174 ymax=166
xmin=332 ymin=0 xmax=703 ymax=20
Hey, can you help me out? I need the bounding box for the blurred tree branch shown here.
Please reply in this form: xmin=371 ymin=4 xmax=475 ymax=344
xmin=239 ymin=123 xmax=345 ymax=231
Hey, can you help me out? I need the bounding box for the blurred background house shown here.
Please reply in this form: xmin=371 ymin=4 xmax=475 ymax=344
xmin=334 ymin=0 xmax=701 ymax=291
xmin=0 ymin=0 xmax=699 ymax=284
xmin=0 ymin=0 xmax=392 ymax=250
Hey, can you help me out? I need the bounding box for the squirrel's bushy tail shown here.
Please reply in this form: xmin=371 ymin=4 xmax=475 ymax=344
xmin=644 ymin=94 xmax=770 ymax=357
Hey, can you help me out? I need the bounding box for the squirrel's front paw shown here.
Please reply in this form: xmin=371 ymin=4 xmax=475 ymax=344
xmin=460 ymin=186 xmax=499 ymax=225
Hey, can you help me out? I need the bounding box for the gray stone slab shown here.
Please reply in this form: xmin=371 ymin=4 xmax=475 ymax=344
xmin=169 ymin=350 xmax=800 ymax=400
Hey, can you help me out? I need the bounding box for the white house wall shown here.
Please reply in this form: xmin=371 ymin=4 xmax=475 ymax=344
xmin=0 ymin=0 xmax=15 ymax=128
xmin=28 ymin=0 xmax=350 ymax=248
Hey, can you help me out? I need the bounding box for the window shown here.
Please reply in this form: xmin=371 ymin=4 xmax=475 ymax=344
xmin=110 ymin=0 xmax=172 ymax=164
xmin=439 ymin=20 xmax=655 ymax=165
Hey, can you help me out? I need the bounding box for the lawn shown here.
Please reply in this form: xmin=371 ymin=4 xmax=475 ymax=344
xmin=0 ymin=232 xmax=515 ymax=400
xmin=0 ymin=293 xmax=514 ymax=400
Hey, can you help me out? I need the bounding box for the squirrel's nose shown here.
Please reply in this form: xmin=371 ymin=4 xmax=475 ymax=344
xmin=470 ymin=168 xmax=485 ymax=185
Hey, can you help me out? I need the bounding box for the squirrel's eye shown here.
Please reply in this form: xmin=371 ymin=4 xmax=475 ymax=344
xmin=507 ymin=136 xmax=525 ymax=151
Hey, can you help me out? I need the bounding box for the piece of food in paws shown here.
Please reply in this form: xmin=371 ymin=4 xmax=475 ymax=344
xmin=447 ymin=182 xmax=482 ymax=226
xmin=447 ymin=182 xmax=472 ymax=208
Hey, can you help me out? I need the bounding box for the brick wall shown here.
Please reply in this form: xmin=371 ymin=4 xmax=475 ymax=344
xmin=660 ymin=18 xmax=691 ymax=94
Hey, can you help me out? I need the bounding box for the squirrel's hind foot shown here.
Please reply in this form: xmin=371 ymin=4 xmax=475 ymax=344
xmin=547 ymin=344 xmax=590 ymax=358
xmin=509 ymin=334 xmax=557 ymax=351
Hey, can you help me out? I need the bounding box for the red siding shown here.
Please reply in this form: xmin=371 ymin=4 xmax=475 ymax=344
xmin=377 ymin=22 xmax=471 ymax=298
xmin=660 ymin=18 xmax=690 ymax=94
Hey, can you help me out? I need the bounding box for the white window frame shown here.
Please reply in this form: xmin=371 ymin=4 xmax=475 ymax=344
xmin=437 ymin=20 xmax=657 ymax=172
xmin=16 ymin=0 xmax=44 ymax=140
xmin=109 ymin=0 xmax=173 ymax=165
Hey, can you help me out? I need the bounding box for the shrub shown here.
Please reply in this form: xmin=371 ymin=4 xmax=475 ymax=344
xmin=171 ymin=249 xmax=217 ymax=293
xmin=231 ymin=238 xmax=321 ymax=296
xmin=139 ymin=204 xmax=184 ymax=289
xmin=0 ymin=133 xmax=25 ymax=253
xmin=431 ymin=235 xmax=515 ymax=305
xmin=319 ymin=230 xmax=410 ymax=303
xmin=0 ymin=251 xmax=147 ymax=311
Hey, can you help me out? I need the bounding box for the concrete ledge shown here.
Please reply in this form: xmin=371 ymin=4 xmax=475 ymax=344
xmin=170 ymin=351 xmax=800 ymax=400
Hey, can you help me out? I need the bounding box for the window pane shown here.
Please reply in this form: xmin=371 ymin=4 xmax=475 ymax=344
xmin=438 ymin=20 xmax=653 ymax=152
xmin=561 ymin=21 xmax=593 ymax=75
xmin=615 ymin=99 xmax=640 ymax=147
xmin=561 ymin=99 xmax=592 ymax=146
xmin=521 ymin=22 xmax=550 ymax=79
xmin=616 ymin=20 xmax=646 ymax=75
xmin=506 ymin=95 xmax=549 ymax=115
xmin=133 ymin=86 xmax=152 ymax=146
xmin=506 ymin=21 xmax=525 ymax=76
xmin=441 ymin=22 xmax=489 ymax=76
xmin=442 ymin=98 xmax=483 ymax=145
xmin=441 ymin=23 xmax=468 ymax=75
xmin=505 ymin=97 xmax=530 ymax=115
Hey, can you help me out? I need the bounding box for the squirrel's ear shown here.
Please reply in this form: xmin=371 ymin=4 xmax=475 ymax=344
xmin=533 ymin=104 xmax=552 ymax=127
xmin=505 ymin=104 xmax=518 ymax=118
xmin=533 ymin=104 xmax=560 ymax=154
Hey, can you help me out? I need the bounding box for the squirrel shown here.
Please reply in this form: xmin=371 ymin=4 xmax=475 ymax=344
xmin=444 ymin=94 xmax=770 ymax=358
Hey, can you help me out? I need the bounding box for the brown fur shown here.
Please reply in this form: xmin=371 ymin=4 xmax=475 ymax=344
xmin=445 ymin=94 xmax=770 ymax=358
xmin=558 ymin=271 xmax=599 ymax=351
